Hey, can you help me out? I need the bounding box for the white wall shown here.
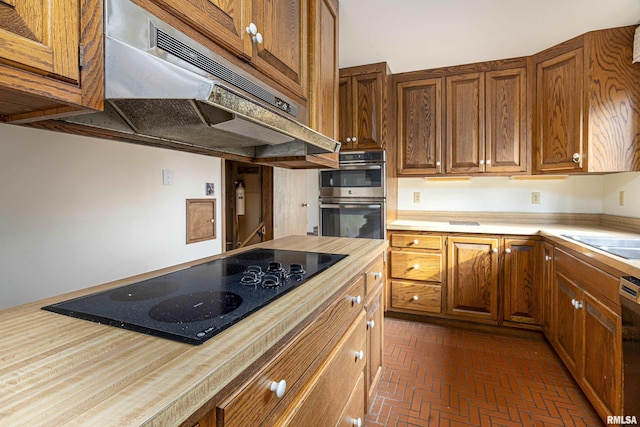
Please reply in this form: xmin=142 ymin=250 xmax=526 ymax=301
xmin=603 ymin=171 xmax=640 ymax=217
xmin=397 ymin=176 xmax=605 ymax=213
xmin=0 ymin=124 xmax=222 ymax=309
xmin=306 ymin=169 xmax=319 ymax=234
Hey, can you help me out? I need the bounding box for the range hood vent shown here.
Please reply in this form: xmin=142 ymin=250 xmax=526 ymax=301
xmin=61 ymin=0 xmax=340 ymax=162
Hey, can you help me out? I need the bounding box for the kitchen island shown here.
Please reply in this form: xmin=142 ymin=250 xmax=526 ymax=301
xmin=0 ymin=235 xmax=387 ymax=426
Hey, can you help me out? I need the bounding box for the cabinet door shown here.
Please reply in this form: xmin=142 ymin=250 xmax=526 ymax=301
xmin=308 ymin=0 xmax=338 ymax=139
xmin=535 ymin=48 xmax=584 ymax=172
xmin=541 ymin=243 xmax=554 ymax=338
xmin=397 ymin=78 xmax=443 ymax=175
xmin=152 ymin=0 xmax=251 ymax=60
xmin=251 ymin=0 xmax=307 ymax=99
xmin=365 ymin=288 xmax=384 ymax=408
xmin=0 ymin=0 xmax=80 ymax=83
xmin=554 ymin=272 xmax=581 ymax=376
xmin=447 ymin=236 xmax=499 ymax=321
xmin=338 ymin=76 xmax=354 ymax=147
xmin=485 ymin=68 xmax=528 ymax=173
xmin=581 ymin=291 xmax=622 ymax=418
xmin=446 ymin=73 xmax=485 ymax=174
xmin=503 ymin=239 xmax=539 ymax=325
xmin=273 ymin=168 xmax=307 ymax=238
xmin=352 ymin=72 xmax=384 ymax=150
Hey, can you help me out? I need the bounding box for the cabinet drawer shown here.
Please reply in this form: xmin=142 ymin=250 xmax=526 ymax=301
xmin=391 ymin=280 xmax=442 ymax=313
xmin=337 ymin=371 xmax=365 ymax=427
xmin=217 ymin=277 xmax=365 ymax=427
xmin=278 ymin=312 xmax=367 ymax=426
xmin=391 ymin=251 xmax=442 ymax=281
xmin=391 ymin=234 xmax=442 ymax=250
xmin=365 ymin=257 xmax=385 ymax=295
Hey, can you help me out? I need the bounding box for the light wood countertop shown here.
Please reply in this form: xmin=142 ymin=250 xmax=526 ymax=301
xmin=0 ymin=236 xmax=387 ymax=427
xmin=388 ymin=217 xmax=640 ymax=278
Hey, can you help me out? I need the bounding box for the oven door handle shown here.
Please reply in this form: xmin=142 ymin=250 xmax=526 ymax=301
xmin=334 ymin=164 xmax=382 ymax=171
xmin=320 ymin=203 xmax=383 ymax=209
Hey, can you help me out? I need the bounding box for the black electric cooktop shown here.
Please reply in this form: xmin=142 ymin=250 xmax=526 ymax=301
xmin=42 ymin=248 xmax=348 ymax=345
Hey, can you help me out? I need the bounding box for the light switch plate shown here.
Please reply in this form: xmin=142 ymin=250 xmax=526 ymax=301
xmin=162 ymin=169 xmax=174 ymax=185
xmin=413 ymin=192 xmax=421 ymax=203
xmin=531 ymin=192 xmax=541 ymax=204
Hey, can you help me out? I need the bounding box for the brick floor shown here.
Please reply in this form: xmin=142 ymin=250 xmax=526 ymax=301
xmin=366 ymin=317 xmax=604 ymax=427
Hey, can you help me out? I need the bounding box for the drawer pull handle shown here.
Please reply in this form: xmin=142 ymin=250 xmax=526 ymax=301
xmin=352 ymin=417 xmax=363 ymax=427
xmin=373 ymin=272 xmax=382 ymax=279
xmin=412 ymin=295 xmax=419 ymax=301
xmin=351 ymin=295 xmax=362 ymax=305
xmin=367 ymin=320 xmax=375 ymax=329
xmin=413 ymin=264 xmax=419 ymax=270
xmin=355 ymin=350 xmax=364 ymax=360
xmin=412 ymin=239 xmax=419 ymax=245
xmin=270 ymin=379 xmax=287 ymax=398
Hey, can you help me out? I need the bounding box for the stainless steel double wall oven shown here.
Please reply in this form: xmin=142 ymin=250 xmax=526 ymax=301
xmin=319 ymin=151 xmax=386 ymax=239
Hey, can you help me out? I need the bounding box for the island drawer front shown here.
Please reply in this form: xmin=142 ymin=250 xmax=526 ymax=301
xmin=216 ymin=276 xmax=366 ymax=427
xmin=277 ymin=312 xmax=367 ymax=426
xmin=391 ymin=234 xmax=442 ymax=250
xmin=391 ymin=251 xmax=442 ymax=282
xmin=365 ymin=256 xmax=385 ymax=295
xmin=391 ymin=280 xmax=442 ymax=313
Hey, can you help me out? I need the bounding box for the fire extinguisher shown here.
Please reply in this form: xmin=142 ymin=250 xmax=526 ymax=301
xmin=235 ymin=181 xmax=245 ymax=216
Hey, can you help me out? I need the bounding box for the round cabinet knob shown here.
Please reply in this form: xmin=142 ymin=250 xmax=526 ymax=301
xmin=373 ymin=272 xmax=382 ymax=279
xmin=346 ymin=137 xmax=352 ymax=142
xmin=270 ymin=379 xmax=287 ymax=398
xmin=492 ymin=248 xmax=498 ymax=253
xmin=355 ymin=350 xmax=364 ymax=360
xmin=505 ymin=248 xmax=512 ymax=254
xmin=486 ymin=159 xmax=491 ymax=165
xmin=254 ymin=32 xmax=263 ymax=44
xmin=571 ymin=298 xmax=576 ymax=308
xmin=413 ymin=264 xmax=419 ymax=270
xmin=246 ymin=22 xmax=257 ymax=35
xmin=545 ymin=255 xmax=552 ymax=261
xmin=301 ymin=203 xmax=309 ymax=207
xmin=575 ymin=300 xmax=583 ymax=309
xmin=367 ymin=320 xmax=375 ymax=329
xmin=352 ymin=136 xmax=357 ymax=142
xmin=436 ymin=161 xmax=441 ymax=166
xmin=479 ymin=160 xmax=485 ymax=165
xmin=412 ymin=239 xmax=419 ymax=245
xmin=351 ymin=295 xmax=362 ymax=305
xmin=572 ymin=153 xmax=581 ymax=163
xmin=210 ymin=218 xmax=215 ymax=223
xmin=412 ymin=295 xmax=419 ymax=301
xmin=352 ymin=418 xmax=363 ymax=427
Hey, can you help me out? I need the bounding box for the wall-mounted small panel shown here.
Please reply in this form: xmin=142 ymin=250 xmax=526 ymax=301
xmin=186 ymin=199 xmax=216 ymax=244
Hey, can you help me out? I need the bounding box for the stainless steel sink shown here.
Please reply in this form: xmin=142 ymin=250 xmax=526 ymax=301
xmin=562 ymin=235 xmax=640 ymax=260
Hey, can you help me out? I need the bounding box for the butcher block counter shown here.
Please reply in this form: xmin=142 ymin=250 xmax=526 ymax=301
xmin=0 ymin=236 xmax=387 ymax=426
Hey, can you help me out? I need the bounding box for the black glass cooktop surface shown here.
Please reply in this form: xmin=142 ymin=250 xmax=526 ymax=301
xmin=42 ymin=248 xmax=348 ymax=345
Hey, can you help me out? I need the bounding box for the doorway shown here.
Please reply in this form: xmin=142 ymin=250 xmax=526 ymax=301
xmin=224 ymin=160 xmax=273 ymax=251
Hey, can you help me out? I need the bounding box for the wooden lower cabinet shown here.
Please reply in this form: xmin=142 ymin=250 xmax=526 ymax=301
xmin=552 ymin=248 xmax=622 ymax=421
xmin=503 ymin=238 xmax=540 ymax=326
xmin=365 ymin=284 xmax=384 ymax=407
xmin=447 ymin=236 xmax=499 ymax=321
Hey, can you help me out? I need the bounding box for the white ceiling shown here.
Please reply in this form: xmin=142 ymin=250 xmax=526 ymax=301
xmin=339 ymin=0 xmax=640 ymax=74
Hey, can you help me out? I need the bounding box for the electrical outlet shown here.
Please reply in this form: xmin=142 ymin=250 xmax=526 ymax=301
xmin=162 ymin=169 xmax=174 ymax=185
xmin=413 ymin=192 xmax=421 ymax=204
xmin=531 ymin=192 xmax=541 ymax=204
xmin=619 ymin=191 xmax=625 ymax=206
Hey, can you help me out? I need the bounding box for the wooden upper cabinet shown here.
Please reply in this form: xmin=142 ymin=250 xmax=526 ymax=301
xmin=485 ymin=68 xmax=528 ymax=173
xmin=446 ymin=72 xmax=485 ymax=174
xmin=152 ymin=0 xmax=252 ymax=60
xmin=251 ymin=0 xmax=308 ymax=100
xmin=308 ymin=0 xmax=338 ymax=139
xmin=0 ymin=0 xmax=79 ymax=83
xmin=535 ymin=48 xmax=584 ymax=173
xmin=534 ymin=26 xmax=640 ymax=173
xmin=0 ymin=0 xmax=103 ymax=122
xmin=396 ymin=78 xmax=443 ymax=175
xmin=339 ymin=63 xmax=389 ymax=151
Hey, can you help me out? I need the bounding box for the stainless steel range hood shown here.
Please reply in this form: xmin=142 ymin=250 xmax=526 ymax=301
xmin=63 ymin=0 xmax=340 ymax=160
